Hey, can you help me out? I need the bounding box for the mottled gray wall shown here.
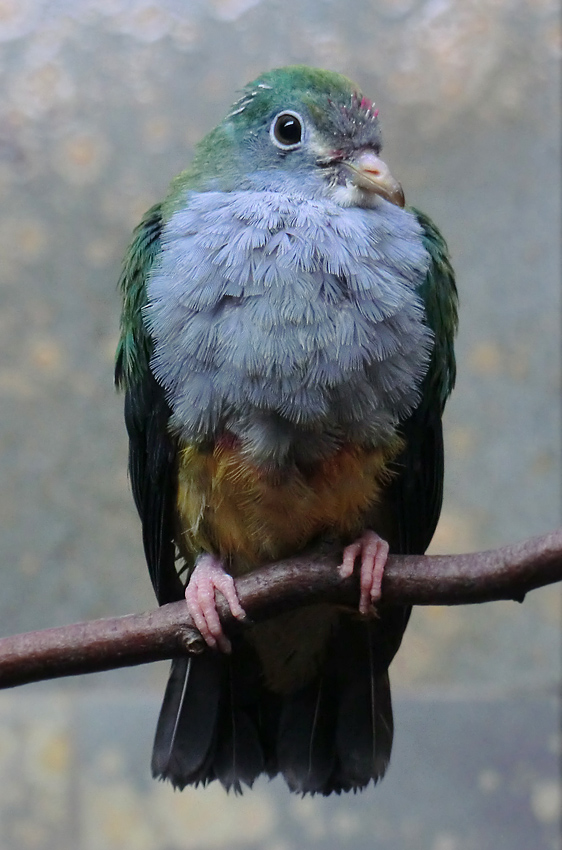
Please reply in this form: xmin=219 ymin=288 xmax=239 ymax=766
xmin=0 ymin=2 xmax=560 ymax=849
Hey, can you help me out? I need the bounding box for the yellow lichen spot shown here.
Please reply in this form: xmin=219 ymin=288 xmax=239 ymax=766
xmin=530 ymin=780 xmax=562 ymax=824
xmin=533 ymin=584 xmax=562 ymax=624
xmin=467 ymin=340 xmax=503 ymax=376
xmin=152 ymin=781 xmax=276 ymax=848
xmin=427 ymin=510 xmax=477 ymax=554
xmin=201 ymin=70 xmax=225 ymax=98
xmin=0 ymin=369 xmax=34 ymax=397
xmin=377 ymin=0 xmax=417 ymax=14
xmin=331 ymin=809 xmax=361 ymax=839
xmin=390 ymin=629 xmax=434 ymax=685
xmin=114 ymin=5 xmax=172 ymax=42
xmin=531 ymin=450 xmax=556 ymax=477
xmin=478 ymin=768 xmax=501 ymax=792
xmin=432 ymin=834 xmax=459 ymax=850
xmin=86 ymin=781 xmax=155 ymax=850
xmin=100 ymin=333 xmax=120 ymax=363
xmin=447 ymin=425 xmax=475 ymax=459
xmin=85 ymin=237 xmax=117 ymax=267
xmin=0 ymin=723 xmax=18 ymax=765
xmin=92 ymin=0 xmax=125 ymax=15
xmin=93 ymin=746 xmax=125 ymax=777
xmin=11 ymin=820 xmax=47 ymax=849
xmin=10 ymin=62 xmax=74 ymax=118
xmin=142 ymin=116 xmax=171 ymax=152
xmin=29 ymin=338 xmax=63 ymax=375
xmin=507 ymin=344 xmax=530 ymax=380
xmin=423 ymin=607 xmax=463 ymax=640
xmin=303 ymin=29 xmax=347 ymax=71
xmin=17 ymin=220 xmax=47 ymax=258
xmin=19 ymin=551 xmax=41 ymax=576
xmin=209 ymin=0 xmax=263 ymax=23
xmin=0 ymin=217 xmax=47 ymax=264
xmin=70 ymin=371 xmax=97 ymax=397
xmin=0 ymin=0 xmax=37 ymax=42
xmin=53 ymin=130 xmax=110 ymax=186
xmin=39 ymin=733 xmax=70 ymax=775
xmin=548 ymin=732 xmax=562 ymax=756
xmin=104 ymin=191 xmax=158 ymax=229
xmin=543 ymin=19 xmax=561 ymax=56
xmin=290 ymin=795 xmax=326 ymax=837
xmin=171 ymin=18 xmax=199 ymax=50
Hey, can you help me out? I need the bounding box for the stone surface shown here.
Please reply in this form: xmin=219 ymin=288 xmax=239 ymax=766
xmin=0 ymin=689 xmax=559 ymax=849
xmin=0 ymin=0 xmax=560 ymax=847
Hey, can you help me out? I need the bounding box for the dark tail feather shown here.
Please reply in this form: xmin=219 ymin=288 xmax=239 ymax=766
xmin=335 ymin=668 xmax=393 ymax=790
xmin=277 ymin=676 xmax=338 ymax=794
xmin=274 ymin=615 xmax=399 ymax=795
xmin=152 ymin=654 xmax=223 ymax=788
xmin=333 ymin=619 xmax=395 ymax=792
xmin=213 ymin=662 xmax=265 ymax=793
xmin=152 ymin=614 xmax=402 ymax=795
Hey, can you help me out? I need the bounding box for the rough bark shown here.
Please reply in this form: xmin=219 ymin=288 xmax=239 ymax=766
xmin=0 ymin=529 xmax=560 ymax=689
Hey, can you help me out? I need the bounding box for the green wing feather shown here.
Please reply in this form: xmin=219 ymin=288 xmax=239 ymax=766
xmin=414 ymin=206 xmax=459 ymax=412
xmin=378 ymin=208 xmax=458 ymax=557
xmin=115 ymin=203 xmax=162 ymax=389
xmin=115 ymin=203 xmax=184 ymax=605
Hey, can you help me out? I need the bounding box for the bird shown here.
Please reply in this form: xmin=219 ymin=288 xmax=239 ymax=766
xmin=115 ymin=65 xmax=458 ymax=796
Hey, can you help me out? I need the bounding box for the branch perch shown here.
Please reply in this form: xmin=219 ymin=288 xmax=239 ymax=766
xmin=1 ymin=529 xmax=561 ymax=690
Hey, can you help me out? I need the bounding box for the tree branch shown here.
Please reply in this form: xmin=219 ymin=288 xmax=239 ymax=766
xmin=1 ymin=529 xmax=561 ymax=690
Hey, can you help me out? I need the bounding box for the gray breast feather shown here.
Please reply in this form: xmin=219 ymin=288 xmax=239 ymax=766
xmin=146 ymin=186 xmax=432 ymax=464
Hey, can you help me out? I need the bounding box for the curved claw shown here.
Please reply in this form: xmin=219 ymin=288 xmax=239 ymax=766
xmin=185 ymin=554 xmax=247 ymax=653
xmin=338 ymin=530 xmax=390 ymax=615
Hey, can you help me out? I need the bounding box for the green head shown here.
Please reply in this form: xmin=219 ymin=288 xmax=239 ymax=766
xmin=167 ymin=65 xmax=404 ymax=210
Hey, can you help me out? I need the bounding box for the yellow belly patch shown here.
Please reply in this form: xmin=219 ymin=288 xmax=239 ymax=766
xmin=175 ymin=438 xmax=400 ymax=574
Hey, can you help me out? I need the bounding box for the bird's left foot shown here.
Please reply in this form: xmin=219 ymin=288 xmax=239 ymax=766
xmin=338 ymin=530 xmax=390 ymax=615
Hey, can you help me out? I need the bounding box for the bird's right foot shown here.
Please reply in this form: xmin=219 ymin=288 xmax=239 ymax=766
xmin=185 ymin=554 xmax=247 ymax=653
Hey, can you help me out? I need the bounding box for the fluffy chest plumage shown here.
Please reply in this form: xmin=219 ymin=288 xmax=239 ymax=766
xmin=145 ymin=181 xmax=433 ymax=467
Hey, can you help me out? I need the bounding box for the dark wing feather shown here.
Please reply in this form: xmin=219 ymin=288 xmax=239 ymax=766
xmin=116 ymin=204 xmax=184 ymax=605
xmin=327 ymin=208 xmax=458 ymax=795
xmin=117 ymin=205 xmax=224 ymax=788
xmin=116 ymin=204 xmax=256 ymax=791
xmin=124 ymin=374 xmax=184 ymax=603
xmin=383 ymin=401 xmax=445 ymax=556
xmin=381 ymin=206 xmax=458 ymax=557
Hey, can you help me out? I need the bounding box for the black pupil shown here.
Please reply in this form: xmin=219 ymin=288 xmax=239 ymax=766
xmin=275 ymin=114 xmax=302 ymax=146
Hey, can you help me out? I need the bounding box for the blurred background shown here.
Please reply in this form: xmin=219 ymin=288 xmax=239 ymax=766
xmin=0 ymin=1 xmax=560 ymax=848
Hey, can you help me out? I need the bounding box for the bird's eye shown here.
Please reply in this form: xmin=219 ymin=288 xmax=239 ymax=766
xmin=270 ymin=111 xmax=303 ymax=149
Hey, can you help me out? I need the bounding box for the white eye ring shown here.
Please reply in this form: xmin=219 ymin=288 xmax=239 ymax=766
xmin=270 ymin=110 xmax=304 ymax=150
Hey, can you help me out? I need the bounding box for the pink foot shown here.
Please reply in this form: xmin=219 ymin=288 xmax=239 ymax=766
xmin=338 ymin=530 xmax=390 ymax=615
xmin=185 ymin=554 xmax=246 ymax=653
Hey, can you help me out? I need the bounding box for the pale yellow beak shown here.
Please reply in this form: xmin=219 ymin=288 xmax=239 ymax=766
xmin=346 ymin=150 xmax=405 ymax=207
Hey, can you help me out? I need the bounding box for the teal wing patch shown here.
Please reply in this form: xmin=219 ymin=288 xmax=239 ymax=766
xmin=115 ymin=203 xmax=163 ymax=389
xmin=414 ymin=206 xmax=458 ymax=411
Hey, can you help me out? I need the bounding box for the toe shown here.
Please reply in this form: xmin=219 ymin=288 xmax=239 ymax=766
xmin=215 ymin=572 xmax=247 ymax=621
xmin=338 ymin=542 xmax=361 ymax=579
xmin=369 ymin=541 xmax=389 ymax=603
xmin=359 ymin=557 xmax=376 ymax=614
xmin=338 ymin=531 xmax=390 ymax=614
xmin=184 ymin=555 xmax=244 ymax=653
xmin=185 ymin=581 xmax=217 ymax=649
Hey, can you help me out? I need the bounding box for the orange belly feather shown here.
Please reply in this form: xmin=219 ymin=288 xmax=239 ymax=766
xmin=175 ymin=438 xmax=400 ymax=575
